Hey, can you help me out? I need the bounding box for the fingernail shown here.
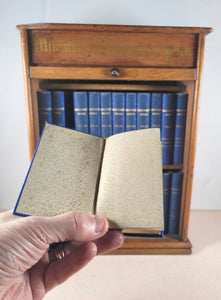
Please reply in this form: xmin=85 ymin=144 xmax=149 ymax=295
xmin=93 ymin=216 xmax=105 ymax=233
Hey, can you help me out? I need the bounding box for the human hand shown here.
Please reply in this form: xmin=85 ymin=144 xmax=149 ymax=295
xmin=0 ymin=210 xmax=124 ymax=299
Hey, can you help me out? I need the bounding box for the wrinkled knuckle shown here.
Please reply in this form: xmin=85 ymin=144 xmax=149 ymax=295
xmin=27 ymin=216 xmax=43 ymax=232
xmin=25 ymin=216 xmax=49 ymax=245
xmin=26 ymin=216 xmax=39 ymax=227
xmin=70 ymin=211 xmax=82 ymax=232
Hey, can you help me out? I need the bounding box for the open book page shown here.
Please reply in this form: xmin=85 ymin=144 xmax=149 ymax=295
xmin=96 ymin=128 xmax=164 ymax=231
xmin=14 ymin=124 xmax=104 ymax=216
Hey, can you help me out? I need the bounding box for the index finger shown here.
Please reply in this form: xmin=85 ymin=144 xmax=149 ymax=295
xmin=24 ymin=211 xmax=109 ymax=245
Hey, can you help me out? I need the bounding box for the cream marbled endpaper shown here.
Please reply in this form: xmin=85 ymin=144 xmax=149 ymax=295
xmin=96 ymin=128 xmax=164 ymax=231
xmin=15 ymin=124 xmax=104 ymax=216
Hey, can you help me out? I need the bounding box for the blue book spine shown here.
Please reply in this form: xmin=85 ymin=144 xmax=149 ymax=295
xmin=73 ymin=92 xmax=89 ymax=133
xmin=151 ymin=93 xmax=162 ymax=128
xmin=13 ymin=123 xmax=49 ymax=217
xmin=163 ymin=172 xmax=172 ymax=234
xmin=161 ymin=93 xmax=177 ymax=164
xmin=37 ymin=91 xmax=52 ymax=134
xmin=89 ymin=92 xmax=101 ymax=137
xmin=137 ymin=93 xmax=151 ymax=130
xmin=100 ymin=92 xmax=112 ymax=138
xmin=168 ymin=171 xmax=183 ymax=235
xmin=112 ymin=92 xmax=125 ymax=134
xmin=126 ymin=93 xmax=137 ymax=131
xmin=173 ymin=93 xmax=188 ymax=164
xmin=52 ymin=91 xmax=66 ymax=127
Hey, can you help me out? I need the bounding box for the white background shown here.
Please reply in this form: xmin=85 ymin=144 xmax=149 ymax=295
xmin=0 ymin=0 xmax=220 ymax=209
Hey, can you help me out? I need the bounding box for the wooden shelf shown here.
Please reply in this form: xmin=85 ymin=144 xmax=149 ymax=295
xmin=163 ymin=165 xmax=183 ymax=170
xmin=39 ymin=81 xmax=187 ymax=92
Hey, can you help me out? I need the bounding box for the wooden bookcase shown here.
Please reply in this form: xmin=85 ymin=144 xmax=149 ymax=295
xmin=17 ymin=23 xmax=212 ymax=254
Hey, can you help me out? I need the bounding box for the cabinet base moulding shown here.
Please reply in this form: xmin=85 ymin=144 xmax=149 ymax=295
xmin=109 ymin=236 xmax=192 ymax=255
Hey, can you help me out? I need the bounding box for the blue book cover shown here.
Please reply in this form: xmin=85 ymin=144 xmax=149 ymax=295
xmin=13 ymin=122 xmax=48 ymax=217
xmin=100 ymin=92 xmax=112 ymax=138
xmin=37 ymin=91 xmax=52 ymax=134
xmin=168 ymin=171 xmax=183 ymax=235
xmin=151 ymin=93 xmax=162 ymax=128
xmin=163 ymin=172 xmax=172 ymax=234
xmin=161 ymin=93 xmax=177 ymax=164
xmin=89 ymin=92 xmax=101 ymax=137
xmin=52 ymin=91 xmax=74 ymax=129
xmin=137 ymin=93 xmax=151 ymax=130
xmin=52 ymin=91 xmax=66 ymax=127
xmin=112 ymin=92 xmax=125 ymax=134
xmin=73 ymin=91 xmax=89 ymax=133
xmin=126 ymin=93 xmax=137 ymax=131
xmin=173 ymin=93 xmax=188 ymax=164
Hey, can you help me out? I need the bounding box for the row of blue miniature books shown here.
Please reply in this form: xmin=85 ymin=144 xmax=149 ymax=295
xmin=37 ymin=91 xmax=188 ymax=165
xmin=163 ymin=171 xmax=183 ymax=235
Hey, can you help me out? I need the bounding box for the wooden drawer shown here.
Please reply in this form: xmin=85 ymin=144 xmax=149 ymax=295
xmin=28 ymin=25 xmax=198 ymax=68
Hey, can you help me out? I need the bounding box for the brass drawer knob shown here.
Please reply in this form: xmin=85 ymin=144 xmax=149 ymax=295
xmin=110 ymin=68 xmax=120 ymax=77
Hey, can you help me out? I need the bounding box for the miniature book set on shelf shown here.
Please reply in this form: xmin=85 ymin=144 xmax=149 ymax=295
xmin=16 ymin=23 xmax=212 ymax=254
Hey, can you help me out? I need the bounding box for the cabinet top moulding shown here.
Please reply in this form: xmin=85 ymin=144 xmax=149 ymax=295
xmin=16 ymin=23 xmax=213 ymax=35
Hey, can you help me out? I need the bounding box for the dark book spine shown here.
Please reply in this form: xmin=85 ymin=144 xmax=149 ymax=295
xmin=173 ymin=93 xmax=188 ymax=164
xmin=64 ymin=91 xmax=74 ymax=129
xmin=161 ymin=93 xmax=177 ymax=164
xmin=163 ymin=172 xmax=172 ymax=234
xmin=89 ymin=92 xmax=101 ymax=137
xmin=151 ymin=93 xmax=162 ymax=128
xmin=126 ymin=93 xmax=137 ymax=131
xmin=73 ymin=92 xmax=89 ymax=133
xmin=52 ymin=91 xmax=66 ymax=127
xmin=112 ymin=92 xmax=125 ymax=134
xmin=37 ymin=91 xmax=52 ymax=134
xmin=168 ymin=171 xmax=183 ymax=234
xmin=137 ymin=93 xmax=151 ymax=130
xmin=100 ymin=92 xmax=112 ymax=138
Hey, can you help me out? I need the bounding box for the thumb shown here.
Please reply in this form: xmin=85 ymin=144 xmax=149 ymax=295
xmin=27 ymin=211 xmax=109 ymax=246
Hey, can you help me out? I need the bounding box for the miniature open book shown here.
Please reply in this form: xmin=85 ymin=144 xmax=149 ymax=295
xmin=14 ymin=124 xmax=164 ymax=235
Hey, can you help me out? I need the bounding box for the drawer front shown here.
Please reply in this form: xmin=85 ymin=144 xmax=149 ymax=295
xmin=28 ymin=30 xmax=197 ymax=68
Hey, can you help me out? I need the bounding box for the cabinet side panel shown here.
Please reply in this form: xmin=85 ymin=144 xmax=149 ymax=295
xmin=181 ymin=34 xmax=207 ymax=241
xmin=178 ymin=81 xmax=195 ymax=239
xmin=19 ymin=29 xmax=36 ymax=160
